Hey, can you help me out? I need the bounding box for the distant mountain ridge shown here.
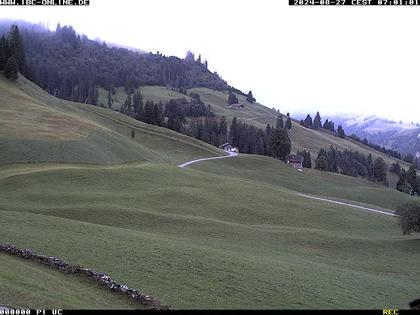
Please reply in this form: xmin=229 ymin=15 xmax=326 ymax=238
xmin=326 ymin=114 xmax=420 ymax=157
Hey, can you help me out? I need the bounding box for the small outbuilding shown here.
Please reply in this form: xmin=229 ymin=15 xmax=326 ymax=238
xmin=220 ymin=143 xmax=239 ymax=153
xmin=230 ymin=103 xmax=244 ymax=110
xmin=286 ymin=154 xmax=304 ymax=170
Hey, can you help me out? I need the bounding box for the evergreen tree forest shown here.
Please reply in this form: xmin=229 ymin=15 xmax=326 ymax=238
xmin=124 ymin=90 xmax=291 ymax=159
xmin=348 ymin=133 xmax=403 ymax=160
xmin=2 ymin=23 xmax=414 ymax=181
xmin=0 ymin=25 xmax=26 ymax=81
xmin=314 ymin=146 xmax=389 ymax=186
xmin=396 ymin=166 xmax=420 ymax=196
xmin=0 ymin=22 xmax=244 ymax=105
xmin=299 ymin=111 xmax=405 ymax=162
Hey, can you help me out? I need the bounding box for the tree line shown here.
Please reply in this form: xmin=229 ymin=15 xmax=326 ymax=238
xmin=313 ymin=146 xmax=389 ymax=186
xmin=391 ymin=162 xmax=420 ymax=196
xmin=348 ymin=133 xmax=404 ymax=161
xmin=0 ymin=23 xmax=246 ymax=105
xmin=130 ymin=96 xmax=293 ymax=160
xmin=300 ymin=112 xmax=346 ymax=139
xmin=300 ymin=111 xmax=406 ymax=162
xmin=0 ymin=25 xmax=26 ymax=81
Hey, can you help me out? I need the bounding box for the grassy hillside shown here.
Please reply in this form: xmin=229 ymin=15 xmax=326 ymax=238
xmin=0 ymin=76 xmax=223 ymax=165
xmin=0 ymin=254 xmax=143 ymax=309
xmin=192 ymin=154 xmax=417 ymax=212
xmin=104 ymin=85 xmax=409 ymax=187
xmin=0 ymin=162 xmax=418 ymax=309
xmin=1 ymin=77 xmax=419 ymax=309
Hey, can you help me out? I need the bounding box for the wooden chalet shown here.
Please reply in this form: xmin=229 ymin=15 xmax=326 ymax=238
xmin=286 ymin=154 xmax=304 ymax=169
xmin=219 ymin=143 xmax=239 ymax=153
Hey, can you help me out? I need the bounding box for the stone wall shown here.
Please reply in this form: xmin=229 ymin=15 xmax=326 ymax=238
xmin=0 ymin=244 xmax=173 ymax=310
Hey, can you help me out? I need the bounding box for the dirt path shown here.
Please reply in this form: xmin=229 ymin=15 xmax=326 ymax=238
xmin=296 ymin=193 xmax=397 ymax=217
xmin=246 ymin=115 xmax=277 ymax=121
xmin=178 ymin=151 xmax=238 ymax=168
xmin=178 ymin=153 xmax=397 ymax=217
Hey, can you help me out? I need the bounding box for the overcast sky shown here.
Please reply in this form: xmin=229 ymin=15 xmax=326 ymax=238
xmin=1 ymin=0 xmax=419 ymax=123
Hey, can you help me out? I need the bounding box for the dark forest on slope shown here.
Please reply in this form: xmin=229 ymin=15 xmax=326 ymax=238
xmin=0 ymin=20 xmax=243 ymax=106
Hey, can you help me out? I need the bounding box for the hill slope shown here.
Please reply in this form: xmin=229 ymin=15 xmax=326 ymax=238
xmin=0 ymin=77 xmax=419 ymax=309
xmin=0 ymin=160 xmax=418 ymax=309
xmin=113 ymin=86 xmax=410 ymax=187
xmin=0 ymin=75 xmax=223 ymax=166
xmin=0 ymin=254 xmax=143 ymax=309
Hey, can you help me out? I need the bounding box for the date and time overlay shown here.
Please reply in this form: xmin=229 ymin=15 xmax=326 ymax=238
xmin=0 ymin=0 xmax=419 ymax=5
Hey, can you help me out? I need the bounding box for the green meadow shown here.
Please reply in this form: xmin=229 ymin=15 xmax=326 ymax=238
xmin=0 ymin=76 xmax=418 ymax=309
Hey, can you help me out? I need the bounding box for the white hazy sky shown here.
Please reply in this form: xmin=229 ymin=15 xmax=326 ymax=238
xmin=1 ymin=0 xmax=419 ymax=123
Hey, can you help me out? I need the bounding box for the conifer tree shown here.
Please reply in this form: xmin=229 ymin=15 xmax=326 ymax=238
xmin=396 ymin=171 xmax=413 ymax=194
xmin=313 ymin=112 xmax=322 ymax=129
xmin=390 ymin=162 xmax=402 ymax=176
xmin=304 ymin=114 xmax=313 ymax=128
xmin=107 ymin=86 xmax=113 ymax=109
xmin=154 ymin=102 xmax=165 ymax=126
xmin=133 ymin=89 xmax=143 ymax=114
xmin=406 ymin=166 xmax=418 ymax=194
xmin=143 ymin=100 xmax=156 ymax=124
xmin=8 ymin=25 xmax=26 ymax=74
xmin=0 ymin=36 xmax=7 ymax=71
xmin=228 ymin=91 xmax=239 ymax=105
xmin=285 ymin=113 xmax=292 ymax=130
xmin=269 ymin=128 xmax=291 ymax=160
xmin=246 ymin=91 xmax=255 ymax=103
xmin=315 ymin=155 xmax=328 ymax=171
xmin=229 ymin=117 xmax=240 ymax=146
xmin=218 ymin=116 xmax=228 ymax=145
xmin=124 ymin=94 xmax=132 ymax=112
xmin=373 ymin=157 xmax=387 ymax=183
xmin=300 ymin=150 xmax=312 ymax=168
xmin=337 ymin=125 xmax=345 ymax=138
xmin=276 ymin=115 xmax=284 ymax=129
xmin=4 ymin=56 xmax=18 ymax=81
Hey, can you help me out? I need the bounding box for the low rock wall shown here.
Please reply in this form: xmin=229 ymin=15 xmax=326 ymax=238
xmin=0 ymin=244 xmax=173 ymax=310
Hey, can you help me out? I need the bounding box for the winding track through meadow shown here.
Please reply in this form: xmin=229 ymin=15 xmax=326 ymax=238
xmin=178 ymin=152 xmax=397 ymax=217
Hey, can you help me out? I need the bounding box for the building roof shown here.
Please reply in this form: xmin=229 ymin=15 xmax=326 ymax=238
xmin=220 ymin=143 xmax=237 ymax=149
xmin=286 ymin=154 xmax=304 ymax=163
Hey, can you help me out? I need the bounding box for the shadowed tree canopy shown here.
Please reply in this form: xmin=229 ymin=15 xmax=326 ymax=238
xmin=337 ymin=125 xmax=346 ymax=139
xmin=269 ymin=128 xmax=291 ymax=161
xmin=246 ymin=90 xmax=256 ymax=103
xmin=315 ymin=154 xmax=328 ymax=171
xmin=0 ymin=22 xmax=244 ymax=105
xmin=304 ymin=114 xmax=313 ymax=128
xmin=395 ymin=202 xmax=420 ymax=235
xmin=373 ymin=157 xmax=387 ymax=184
xmin=285 ymin=113 xmax=292 ymax=130
xmin=276 ymin=115 xmax=284 ymax=129
xmin=4 ymin=55 xmax=18 ymax=81
xmin=313 ymin=112 xmax=322 ymax=129
xmin=228 ymin=91 xmax=239 ymax=105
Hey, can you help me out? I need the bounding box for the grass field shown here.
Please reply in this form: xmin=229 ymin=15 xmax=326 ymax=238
xmin=191 ymin=154 xmax=417 ymax=212
xmin=0 ymin=162 xmax=418 ymax=309
xmin=1 ymin=77 xmax=419 ymax=309
xmin=99 ymin=85 xmax=411 ymax=187
xmin=0 ymin=254 xmax=143 ymax=309
xmin=0 ymin=76 xmax=223 ymax=165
